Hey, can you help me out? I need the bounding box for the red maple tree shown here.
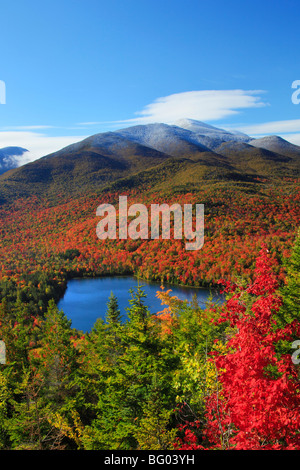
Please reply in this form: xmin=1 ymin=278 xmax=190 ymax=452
xmin=176 ymin=247 xmax=300 ymax=450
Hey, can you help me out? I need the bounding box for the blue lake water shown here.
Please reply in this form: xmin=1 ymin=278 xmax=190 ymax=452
xmin=57 ymin=276 xmax=223 ymax=332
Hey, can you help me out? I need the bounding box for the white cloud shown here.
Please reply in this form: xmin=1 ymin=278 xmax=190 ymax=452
xmin=115 ymin=89 xmax=268 ymax=125
xmin=77 ymin=121 xmax=104 ymax=126
xmin=0 ymin=125 xmax=55 ymax=131
xmin=77 ymin=90 xmax=268 ymax=128
xmin=0 ymin=131 xmax=88 ymax=165
xmin=226 ymin=119 xmax=300 ymax=146
xmin=235 ymin=119 xmax=300 ymax=136
xmin=277 ymin=133 xmax=300 ymax=146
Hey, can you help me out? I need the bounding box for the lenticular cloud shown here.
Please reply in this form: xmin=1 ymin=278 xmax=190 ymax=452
xmin=131 ymin=89 xmax=267 ymax=124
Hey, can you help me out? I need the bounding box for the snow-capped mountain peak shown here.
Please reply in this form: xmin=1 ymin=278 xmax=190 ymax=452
xmin=174 ymin=118 xmax=233 ymax=135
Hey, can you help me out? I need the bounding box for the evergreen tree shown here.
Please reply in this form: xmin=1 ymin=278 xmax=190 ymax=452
xmin=0 ymin=297 xmax=40 ymax=388
xmin=35 ymin=299 xmax=79 ymax=405
xmin=105 ymin=291 xmax=122 ymax=326
xmin=3 ymin=366 xmax=60 ymax=450
xmin=82 ymin=285 xmax=178 ymax=450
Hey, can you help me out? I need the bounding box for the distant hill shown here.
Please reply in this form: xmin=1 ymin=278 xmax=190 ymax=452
xmin=249 ymin=135 xmax=300 ymax=158
xmin=0 ymin=120 xmax=299 ymax=201
xmin=0 ymin=146 xmax=29 ymax=175
xmin=0 ymin=133 xmax=171 ymax=199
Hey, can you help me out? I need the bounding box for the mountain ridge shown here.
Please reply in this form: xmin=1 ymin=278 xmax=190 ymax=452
xmin=0 ymin=119 xmax=299 ymax=201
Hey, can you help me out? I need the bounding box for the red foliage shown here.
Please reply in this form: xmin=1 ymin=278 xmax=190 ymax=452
xmin=0 ymin=182 xmax=299 ymax=450
xmin=175 ymin=427 xmax=205 ymax=450
xmin=201 ymin=248 xmax=300 ymax=450
xmin=0 ymin=184 xmax=299 ymax=291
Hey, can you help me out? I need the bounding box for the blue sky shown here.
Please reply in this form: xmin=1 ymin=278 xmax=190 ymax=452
xmin=1 ymin=0 xmax=300 ymax=161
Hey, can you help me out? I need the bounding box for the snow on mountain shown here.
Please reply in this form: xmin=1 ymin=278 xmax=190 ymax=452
xmin=4 ymin=120 xmax=299 ymax=174
xmin=173 ymin=118 xmax=251 ymax=150
xmin=248 ymin=135 xmax=300 ymax=157
xmin=174 ymin=118 xmax=235 ymax=135
xmin=114 ymin=123 xmax=211 ymax=157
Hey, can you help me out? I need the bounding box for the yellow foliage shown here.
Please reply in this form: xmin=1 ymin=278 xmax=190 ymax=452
xmin=48 ymin=409 xmax=86 ymax=449
xmin=173 ymin=352 xmax=220 ymax=405
xmin=135 ymin=398 xmax=177 ymax=450
xmin=0 ymin=371 xmax=9 ymax=414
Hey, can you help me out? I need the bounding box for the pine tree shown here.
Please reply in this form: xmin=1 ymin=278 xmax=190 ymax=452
xmin=35 ymin=299 xmax=78 ymax=405
xmin=83 ymin=285 xmax=178 ymax=450
xmin=4 ymin=367 xmax=57 ymax=450
xmin=0 ymin=298 xmax=37 ymax=369
xmin=105 ymin=291 xmax=122 ymax=326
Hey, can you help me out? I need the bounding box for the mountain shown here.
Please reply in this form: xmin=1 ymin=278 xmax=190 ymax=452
xmin=174 ymin=118 xmax=250 ymax=140
xmin=0 ymin=146 xmax=29 ymax=175
xmin=0 ymin=120 xmax=299 ymax=201
xmin=115 ymin=122 xmax=211 ymax=157
xmin=173 ymin=118 xmax=251 ymax=150
xmin=248 ymin=135 xmax=300 ymax=158
xmin=214 ymin=140 xmax=298 ymax=177
xmin=115 ymin=120 xmax=252 ymax=155
xmin=0 ymin=133 xmax=172 ymax=199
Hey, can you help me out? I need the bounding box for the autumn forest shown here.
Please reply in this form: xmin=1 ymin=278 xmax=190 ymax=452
xmin=0 ymin=160 xmax=298 ymax=451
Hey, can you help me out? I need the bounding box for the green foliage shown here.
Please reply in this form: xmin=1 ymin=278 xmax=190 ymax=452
xmin=105 ymin=291 xmax=122 ymax=325
xmin=78 ymin=285 xmax=180 ymax=450
xmin=278 ymin=230 xmax=300 ymax=325
xmin=34 ymin=300 xmax=79 ymax=405
xmin=135 ymin=389 xmax=177 ymax=450
xmin=157 ymin=290 xmax=226 ymax=421
xmin=273 ymin=230 xmax=300 ymax=357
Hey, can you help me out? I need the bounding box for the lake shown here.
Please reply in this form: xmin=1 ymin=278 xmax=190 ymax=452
xmin=57 ymin=276 xmax=224 ymax=332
